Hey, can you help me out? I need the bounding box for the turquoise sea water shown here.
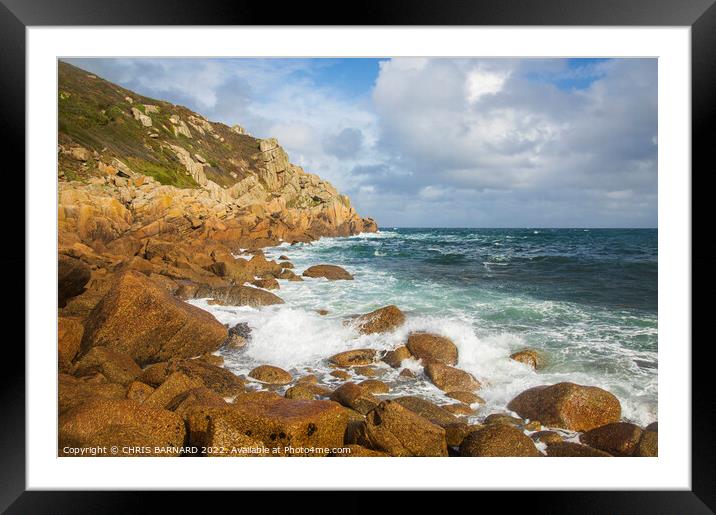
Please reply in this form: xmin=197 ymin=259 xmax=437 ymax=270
xmin=192 ymin=228 xmax=657 ymax=427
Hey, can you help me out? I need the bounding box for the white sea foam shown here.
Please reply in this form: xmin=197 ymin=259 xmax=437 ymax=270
xmin=190 ymin=230 xmax=658 ymax=428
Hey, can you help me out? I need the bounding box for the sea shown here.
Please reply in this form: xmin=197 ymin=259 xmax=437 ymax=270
xmin=190 ymin=228 xmax=658 ymax=428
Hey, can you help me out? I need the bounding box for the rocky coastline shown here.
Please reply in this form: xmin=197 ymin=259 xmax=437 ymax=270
xmin=57 ymin=62 xmax=657 ymax=458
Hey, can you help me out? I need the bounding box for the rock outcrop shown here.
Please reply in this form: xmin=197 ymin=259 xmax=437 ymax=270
xmin=187 ymin=392 xmax=349 ymax=455
xmin=355 ymin=305 xmax=405 ymax=335
xmin=406 ymin=332 xmax=459 ymax=366
xmin=81 ymin=271 xmax=228 ymax=366
xmin=459 ymin=424 xmax=541 ymax=457
xmin=507 ymin=382 xmax=622 ymax=432
xmin=355 ymin=400 xmax=448 ymax=457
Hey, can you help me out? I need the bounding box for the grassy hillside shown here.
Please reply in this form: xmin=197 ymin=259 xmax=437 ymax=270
xmin=58 ymin=61 xmax=264 ymax=188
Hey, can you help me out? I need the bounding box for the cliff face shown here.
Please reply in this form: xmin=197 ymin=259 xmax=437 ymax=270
xmin=57 ymin=61 xmax=377 ymax=254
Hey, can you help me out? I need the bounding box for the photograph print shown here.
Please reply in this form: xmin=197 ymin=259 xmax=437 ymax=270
xmin=57 ymin=57 xmax=658 ymax=458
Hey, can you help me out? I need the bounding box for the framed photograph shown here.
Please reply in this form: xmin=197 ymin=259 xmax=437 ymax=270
xmin=4 ymin=0 xmax=707 ymax=511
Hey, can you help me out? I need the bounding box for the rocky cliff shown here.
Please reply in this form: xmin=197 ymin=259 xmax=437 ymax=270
xmin=58 ymin=61 xmax=377 ymax=255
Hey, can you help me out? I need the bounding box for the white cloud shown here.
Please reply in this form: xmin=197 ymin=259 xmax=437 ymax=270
xmin=66 ymin=57 xmax=657 ymax=227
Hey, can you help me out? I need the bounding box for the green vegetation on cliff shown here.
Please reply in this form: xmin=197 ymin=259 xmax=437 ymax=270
xmin=58 ymin=61 xmax=262 ymax=188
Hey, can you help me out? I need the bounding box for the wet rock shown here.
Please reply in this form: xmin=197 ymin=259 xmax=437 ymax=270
xmin=251 ymin=277 xmax=280 ymax=290
xmin=59 ymin=398 xmax=186 ymax=456
xmin=399 ymin=368 xmax=415 ymax=379
xmin=356 ymin=400 xmax=448 ymax=457
xmin=302 ymin=264 xmax=354 ymax=280
xmin=406 ymin=332 xmax=459 ymax=366
xmin=355 ymin=305 xmax=405 ymax=335
xmin=187 ymin=391 xmax=349 ymax=456
xmin=442 ymin=403 xmax=475 ymax=416
xmin=381 ymin=346 xmax=411 ymax=368
xmin=74 ymin=347 xmax=142 ymax=386
xmin=507 ymin=382 xmax=621 ymax=432
xmin=580 ymin=422 xmax=643 ymax=456
xmin=249 ymin=365 xmax=292 ymax=385
xmin=316 ymin=309 xmax=330 ymax=316
xmin=228 ymin=322 xmax=252 ymax=340
xmin=330 ymin=382 xmax=379 ymax=415
xmin=484 ymin=413 xmax=524 ymax=427
xmin=645 ymin=421 xmax=658 ymax=432
xmin=424 ymin=362 xmax=481 ymax=392
xmin=510 ymin=348 xmax=544 ymax=370
xmin=357 ymin=379 xmax=390 ymax=395
xmin=531 ymin=430 xmax=563 ymax=445
xmin=459 ymin=424 xmax=541 ymax=457
xmin=329 ymin=349 xmax=377 ymax=368
xmin=393 ymin=396 xmax=460 ymax=428
xmin=545 ymin=442 xmax=612 ymax=457
xmin=81 ymin=271 xmax=228 ymax=366
xmin=353 ymin=365 xmax=381 ymax=377
xmin=195 ymin=284 xmax=284 ymax=307
xmin=330 ymin=370 xmax=351 ymax=380
xmin=446 ymin=391 xmax=485 ymax=405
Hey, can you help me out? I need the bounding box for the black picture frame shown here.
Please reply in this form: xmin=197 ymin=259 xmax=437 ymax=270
xmin=1 ymin=0 xmax=707 ymax=512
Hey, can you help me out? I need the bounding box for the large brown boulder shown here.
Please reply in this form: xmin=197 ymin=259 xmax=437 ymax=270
xmin=302 ymin=264 xmax=354 ymax=280
xmin=138 ymin=359 xmax=245 ymax=397
xmin=406 ymin=333 xmax=459 ymax=366
xmin=143 ymin=371 xmax=205 ymax=409
xmin=81 ymin=271 xmax=228 ymax=366
xmin=357 ymin=379 xmax=390 ymax=395
xmin=381 ymin=346 xmax=411 ymax=368
xmin=329 ymin=382 xmax=379 ymax=415
xmin=393 ymin=396 xmax=460 ymax=429
xmin=634 ymin=430 xmax=658 ymax=457
xmin=58 ymin=374 xmax=126 ymax=415
xmin=167 ymin=387 xmax=228 ymax=418
xmin=580 ymin=422 xmax=643 ymax=456
xmin=355 ymin=305 xmax=405 ymax=335
xmin=203 ymin=417 xmax=269 ymax=457
xmin=59 ymin=398 xmax=186 ymax=456
xmin=510 ymin=349 xmax=544 ymax=370
xmin=355 ymin=400 xmax=448 ymax=457
xmin=459 ymin=424 xmax=541 ymax=457
xmin=74 ymin=347 xmax=142 ymax=386
xmin=194 ymin=284 xmax=284 ymax=307
xmin=507 ymin=382 xmax=621 ymax=432
xmin=424 ymin=362 xmax=481 ymax=392
xmin=58 ymin=255 xmax=91 ymax=307
xmin=545 ymin=441 xmax=612 ymax=457
xmin=187 ymin=392 xmax=349 ymax=456
xmin=329 ymin=349 xmax=377 ymax=368
xmin=248 ymin=365 xmax=292 ymax=385
xmin=58 ymin=317 xmax=84 ymax=372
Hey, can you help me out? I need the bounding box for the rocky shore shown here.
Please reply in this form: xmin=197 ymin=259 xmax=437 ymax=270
xmin=56 ymin=62 xmax=657 ymax=458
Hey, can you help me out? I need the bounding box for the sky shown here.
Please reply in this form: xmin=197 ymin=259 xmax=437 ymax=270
xmin=66 ymin=57 xmax=657 ymax=228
